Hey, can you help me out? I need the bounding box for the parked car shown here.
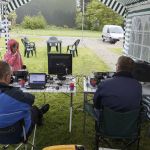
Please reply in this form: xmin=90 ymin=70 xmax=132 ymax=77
xmin=101 ymin=25 xmax=124 ymax=44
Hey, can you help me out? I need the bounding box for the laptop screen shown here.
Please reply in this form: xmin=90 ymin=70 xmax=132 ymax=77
xmin=29 ymin=73 xmax=46 ymax=85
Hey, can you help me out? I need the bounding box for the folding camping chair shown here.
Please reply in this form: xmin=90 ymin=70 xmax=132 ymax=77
xmin=0 ymin=119 xmax=37 ymax=150
xmin=95 ymin=107 xmax=141 ymax=150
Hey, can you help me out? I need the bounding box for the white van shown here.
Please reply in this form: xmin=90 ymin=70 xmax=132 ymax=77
xmin=102 ymin=25 xmax=124 ymax=44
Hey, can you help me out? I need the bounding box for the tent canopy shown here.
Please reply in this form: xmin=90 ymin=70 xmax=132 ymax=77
xmin=100 ymin=0 xmax=149 ymax=17
xmin=116 ymin=0 xmax=148 ymax=6
xmin=0 ymin=0 xmax=31 ymax=14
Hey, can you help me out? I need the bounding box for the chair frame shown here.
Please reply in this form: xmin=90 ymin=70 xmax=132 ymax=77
xmin=67 ymin=39 xmax=80 ymax=57
xmin=95 ymin=107 xmax=141 ymax=150
xmin=0 ymin=120 xmax=37 ymax=150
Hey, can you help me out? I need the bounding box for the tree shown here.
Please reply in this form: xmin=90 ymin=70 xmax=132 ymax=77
xmin=76 ymin=0 xmax=123 ymax=30
xmin=8 ymin=11 xmax=17 ymax=25
xmin=22 ymin=12 xmax=47 ymax=29
xmin=78 ymin=0 xmax=91 ymax=11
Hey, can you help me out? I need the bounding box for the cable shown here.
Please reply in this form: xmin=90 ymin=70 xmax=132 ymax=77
xmin=62 ymin=93 xmax=71 ymax=97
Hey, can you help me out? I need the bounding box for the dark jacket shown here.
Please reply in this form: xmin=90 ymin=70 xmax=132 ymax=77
xmin=0 ymin=83 xmax=35 ymax=133
xmin=93 ymin=71 xmax=142 ymax=112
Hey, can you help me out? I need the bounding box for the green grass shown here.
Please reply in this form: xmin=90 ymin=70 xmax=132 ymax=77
xmin=0 ymin=34 xmax=150 ymax=150
xmin=11 ymin=26 xmax=100 ymax=38
xmin=0 ymin=36 xmax=109 ymax=74
xmin=109 ymin=47 xmax=123 ymax=55
xmin=0 ymin=36 xmax=109 ymax=150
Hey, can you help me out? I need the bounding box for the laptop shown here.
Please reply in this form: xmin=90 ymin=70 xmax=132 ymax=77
xmin=26 ymin=73 xmax=46 ymax=89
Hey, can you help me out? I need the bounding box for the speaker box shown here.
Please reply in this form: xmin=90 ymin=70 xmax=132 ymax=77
xmin=132 ymin=61 xmax=150 ymax=82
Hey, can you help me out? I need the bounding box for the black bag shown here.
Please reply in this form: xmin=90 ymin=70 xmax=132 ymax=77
xmin=132 ymin=61 xmax=150 ymax=82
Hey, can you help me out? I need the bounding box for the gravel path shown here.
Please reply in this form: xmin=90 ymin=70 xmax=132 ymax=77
xmin=82 ymin=38 xmax=123 ymax=71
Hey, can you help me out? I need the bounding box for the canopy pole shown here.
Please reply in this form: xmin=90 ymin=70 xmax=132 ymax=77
xmin=3 ymin=1 xmax=10 ymax=51
xmin=81 ymin=0 xmax=85 ymax=41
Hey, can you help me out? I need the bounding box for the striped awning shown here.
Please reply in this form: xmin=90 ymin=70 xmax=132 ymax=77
xmin=99 ymin=0 xmax=127 ymax=17
xmin=7 ymin=0 xmax=31 ymax=14
xmin=116 ymin=0 xmax=148 ymax=6
xmin=0 ymin=0 xmax=31 ymax=15
xmin=99 ymin=0 xmax=149 ymax=17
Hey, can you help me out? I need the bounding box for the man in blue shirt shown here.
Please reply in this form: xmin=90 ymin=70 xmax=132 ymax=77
xmin=0 ymin=61 xmax=49 ymax=135
xmin=93 ymin=56 xmax=142 ymax=114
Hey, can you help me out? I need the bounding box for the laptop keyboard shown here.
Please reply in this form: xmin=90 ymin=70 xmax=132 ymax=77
xmin=25 ymin=85 xmax=46 ymax=89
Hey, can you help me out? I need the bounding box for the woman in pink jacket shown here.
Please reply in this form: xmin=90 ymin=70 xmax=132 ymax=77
xmin=4 ymin=39 xmax=24 ymax=72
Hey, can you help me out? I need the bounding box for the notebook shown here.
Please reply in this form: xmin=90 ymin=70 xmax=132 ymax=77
xmin=26 ymin=73 xmax=46 ymax=89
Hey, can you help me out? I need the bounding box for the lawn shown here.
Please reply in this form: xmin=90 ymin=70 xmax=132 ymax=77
xmin=11 ymin=26 xmax=100 ymax=38
xmin=0 ymin=34 xmax=150 ymax=150
xmin=0 ymin=36 xmax=109 ymax=150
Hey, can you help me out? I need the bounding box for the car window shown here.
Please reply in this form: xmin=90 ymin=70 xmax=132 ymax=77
xmin=107 ymin=28 xmax=110 ymax=33
xmin=109 ymin=27 xmax=123 ymax=33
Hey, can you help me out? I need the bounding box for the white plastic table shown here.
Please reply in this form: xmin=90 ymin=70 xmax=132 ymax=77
xmin=13 ymin=76 xmax=76 ymax=132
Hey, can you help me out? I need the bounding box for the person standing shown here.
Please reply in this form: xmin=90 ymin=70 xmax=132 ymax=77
xmin=4 ymin=39 xmax=24 ymax=72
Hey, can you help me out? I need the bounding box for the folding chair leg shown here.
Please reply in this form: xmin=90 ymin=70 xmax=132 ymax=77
xmin=24 ymin=144 xmax=28 ymax=150
xmin=2 ymin=145 xmax=9 ymax=150
xmin=31 ymin=125 xmax=37 ymax=150
xmin=15 ymin=143 xmax=23 ymax=150
xmin=136 ymin=137 xmax=140 ymax=150
xmin=102 ymin=138 xmax=112 ymax=148
xmin=27 ymin=142 xmax=35 ymax=150
xmin=122 ymin=138 xmax=137 ymax=150
xmin=95 ymin=134 xmax=99 ymax=150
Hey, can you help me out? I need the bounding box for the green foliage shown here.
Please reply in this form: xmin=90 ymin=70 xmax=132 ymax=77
xmin=75 ymin=12 xmax=84 ymax=29
xmin=11 ymin=26 xmax=100 ymax=38
xmin=75 ymin=11 xmax=90 ymax=30
xmin=76 ymin=0 xmax=123 ymax=31
xmin=0 ymin=35 xmax=150 ymax=150
xmin=22 ymin=13 xmax=47 ymax=29
xmin=8 ymin=11 xmax=17 ymax=25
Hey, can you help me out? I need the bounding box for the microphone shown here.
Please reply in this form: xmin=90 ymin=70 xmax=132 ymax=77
xmin=65 ymin=68 xmax=68 ymax=75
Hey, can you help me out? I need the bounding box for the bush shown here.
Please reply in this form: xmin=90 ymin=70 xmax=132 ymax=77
xmin=75 ymin=12 xmax=90 ymax=30
xmin=22 ymin=14 xmax=47 ymax=29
